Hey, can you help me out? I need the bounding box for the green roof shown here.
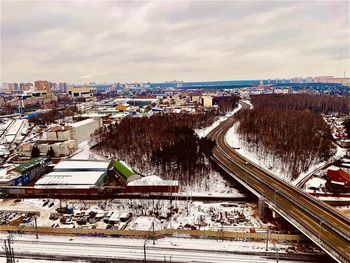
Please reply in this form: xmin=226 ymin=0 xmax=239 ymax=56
xmin=114 ymin=160 xmax=134 ymax=180
xmin=15 ymin=156 xmax=50 ymax=173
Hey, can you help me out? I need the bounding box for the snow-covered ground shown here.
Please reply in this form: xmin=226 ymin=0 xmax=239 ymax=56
xmin=241 ymin=99 xmax=253 ymax=109
xmin=70 ymin=140 xmax=106 ymax=160
xmin=225 ymin=122 xmax=347 ymax=184
xmin=195 ymin=104 xmax=242 ymax=138
xmin=180 ymin=169 xmax=244 ymax=197
xmin=0 ymin=233 xmax=320 ymax=263
xmin=0 ymin=198 xmax=270 ymax=231
xmin=226 ymin=123 xmax=291 ymax=182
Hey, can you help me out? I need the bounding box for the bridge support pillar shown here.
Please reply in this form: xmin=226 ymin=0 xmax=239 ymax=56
xmin=258 ymin=197 xmax=267 ymax=220
xmin=272 ymin=210 xmax=281 ymax=219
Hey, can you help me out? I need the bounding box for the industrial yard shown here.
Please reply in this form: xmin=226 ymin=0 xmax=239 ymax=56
xmin=0 ymin=198 xmax=274 ymax=232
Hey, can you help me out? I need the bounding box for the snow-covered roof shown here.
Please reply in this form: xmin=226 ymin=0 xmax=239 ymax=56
xmin=330 ymin=180 xmax=345 ymax=186
xmin=34 ymin=171 xmax=105 ymax=188
xmin=128 ymin=175 xmax=178 ymax=186
xmin=34 ymin=159 xmax=111 ymax=188
xmin=70 ymin=118 xmax=96 ymax=128
xmin=327 ymin=165 xmax=341 ymax=172
xmin=0 ymin=168 xmax=19 ymax=183
xmin=108 ymin=212 xmax=120 ymax=222
xmin=305 ymin=177 xmax=326 ymax=189
xmin=54 ymin=160 xmax=111 ymax=171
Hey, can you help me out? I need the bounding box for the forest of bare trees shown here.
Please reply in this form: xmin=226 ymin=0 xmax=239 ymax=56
xmin=91 ymin=96 xmax=239 ymax=187
xmin=235 ymin=94 xmax=344 ymax=180
xmin=251 ymin=94 xmax=349 ymax=114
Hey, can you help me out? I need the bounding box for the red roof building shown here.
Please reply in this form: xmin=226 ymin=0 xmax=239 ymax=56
xmin=326 ymin=169 xmax=350 ymax=193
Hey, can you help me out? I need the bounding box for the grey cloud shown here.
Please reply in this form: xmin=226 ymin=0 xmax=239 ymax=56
xmin=1 ymin=1 xmax=349 ymax=83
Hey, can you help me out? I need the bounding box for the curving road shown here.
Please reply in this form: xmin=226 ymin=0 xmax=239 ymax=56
xmin=208 ymin=103 xmax=350 ymax=263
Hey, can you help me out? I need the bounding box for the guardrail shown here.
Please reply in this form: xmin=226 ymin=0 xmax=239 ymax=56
xmin=212 ymin=153 xmax=348 ymax=263
xmin=213 ymin=146 xmax=350 ymax=263
xmin=0 ymin=225 xmax=305 ymax=241
xmin=222 ymin=123 xmax=350 ymax=226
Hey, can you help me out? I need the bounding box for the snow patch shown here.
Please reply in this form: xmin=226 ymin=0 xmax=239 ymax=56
xmin=195 ymin=104 xmax=242 ymax=138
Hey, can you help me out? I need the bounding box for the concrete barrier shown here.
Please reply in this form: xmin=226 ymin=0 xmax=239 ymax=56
xmin=0 ymin=225 xmax=305 ymax=241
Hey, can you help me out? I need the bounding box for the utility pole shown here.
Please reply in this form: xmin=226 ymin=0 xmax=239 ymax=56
xmin=152 ymin=221 xmax=155 ymax=245
xmin=265 ymin=227 xmax=269 ymax=251
xmin=3 ymin=235 xmax=15 ymax=263
xmin=34 ymin=215 xmax=39 ymax=239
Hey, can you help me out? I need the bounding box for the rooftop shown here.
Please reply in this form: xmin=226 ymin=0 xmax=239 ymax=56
xmin=14 ymin=156 xmax=50 ymax=173
xmin=53 ymin=159 xmax=111 ymax=172
xmin=114 ymin=160 xmax=135 ymax=180
xmin=128 ymin=175 xmax=178 ymax=186
xmin=34 ymin=171 xmax=105 ymax=188
xmin=70 ymin=118 xmax=96 ymax=128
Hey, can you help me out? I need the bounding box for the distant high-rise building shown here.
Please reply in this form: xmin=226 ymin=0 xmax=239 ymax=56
xmin=305 ymin=77 xmax=314 ymax=83
xmin=59 ymin=82 xmax=68 ymax=92
xmin=314 ymin=76 xmax=349 ymax=86
xmin=20 ymin=82 xmax=33 ymax=91
xmin=34 ymin=80 xmax=51 ymax=94
xmin=314 ymin=76 xmax=334 ymax=83
xmin=6 ymin=83 xmax=17 ymax=92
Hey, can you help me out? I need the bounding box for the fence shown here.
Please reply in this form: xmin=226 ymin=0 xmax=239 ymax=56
xmin=0 ymin=225 xmax=305 ymax=242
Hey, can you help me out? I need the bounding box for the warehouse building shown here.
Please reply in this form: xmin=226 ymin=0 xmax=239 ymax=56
xmin=46 ymin=118 xmax=102 ymax=145
xmin=34 ymin=159 xmax=113 ymax=189
xmin=113 ymin=160 xmax=141 ymax=184
xmin=0 ymin=156 xmax=51 ymax=186
xmin=67 ymin=86 xmax=96 ymax=98
xmin=69 ymin=118 xmax=101 ymax=144
xmin=18 ymin=140 xmax=77 ymax=157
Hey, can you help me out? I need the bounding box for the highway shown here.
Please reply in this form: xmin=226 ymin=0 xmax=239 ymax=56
xmin=208 ymin=103 xmax=350 ymax=263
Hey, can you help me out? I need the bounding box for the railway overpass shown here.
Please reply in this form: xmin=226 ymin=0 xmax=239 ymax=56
xmin=208 ymin=106 xmax=350 ymax=263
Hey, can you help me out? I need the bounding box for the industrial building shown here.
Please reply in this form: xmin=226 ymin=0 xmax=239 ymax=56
xmin=113 ymin=160 xmax=141 ymax=184
xmin=326 ymin=168 xmax=350 ymax=193
xmin=46 ymin=118 xmax=102 ymax=145
xmin=67 ymin=86 xmax=96 ymax=98
xmin=34 ymin=159 xmax=113 ymax=189
xmin=0 ymin=156 xmax=51 ymax=186
xmin=18 ymin=140 xmax=77 ymax=157
xmin=69 ymin=118 xmax=101 ymax=144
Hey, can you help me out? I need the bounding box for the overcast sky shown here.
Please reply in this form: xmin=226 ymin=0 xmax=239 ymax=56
xmin=1 ymin=0 xmax=349 ymax=83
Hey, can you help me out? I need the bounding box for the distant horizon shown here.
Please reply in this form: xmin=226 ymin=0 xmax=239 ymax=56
xmin=2 ymin=75 xmax=348 ymax=85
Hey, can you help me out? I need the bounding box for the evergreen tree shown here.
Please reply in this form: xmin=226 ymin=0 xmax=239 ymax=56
xmin=47 ymin=147 xmax=55 ymax=157
xmin=31 ymin=145 xmax=40 ymax=158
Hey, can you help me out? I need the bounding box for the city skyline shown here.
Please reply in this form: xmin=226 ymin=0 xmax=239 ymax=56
xmin=1 ymin=1 xmax=349 ymax=83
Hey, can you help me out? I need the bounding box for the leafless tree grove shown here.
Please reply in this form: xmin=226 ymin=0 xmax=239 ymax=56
xmin=235 ymin=94 xmax=346 ymax=179
xmin=91 ymin=96 xmax=239 ymax=187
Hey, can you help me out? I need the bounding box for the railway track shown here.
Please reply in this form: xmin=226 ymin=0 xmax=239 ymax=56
xmin=208 ymin=103 xmax=350 ymax=263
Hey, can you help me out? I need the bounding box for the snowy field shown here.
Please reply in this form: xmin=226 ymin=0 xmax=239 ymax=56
xmin=0 ymin=198 xmax=271 ymax=232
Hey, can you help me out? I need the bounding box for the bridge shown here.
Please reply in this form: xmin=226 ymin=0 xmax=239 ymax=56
xmin=208 ymin=105 xmax=350 ymax=263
